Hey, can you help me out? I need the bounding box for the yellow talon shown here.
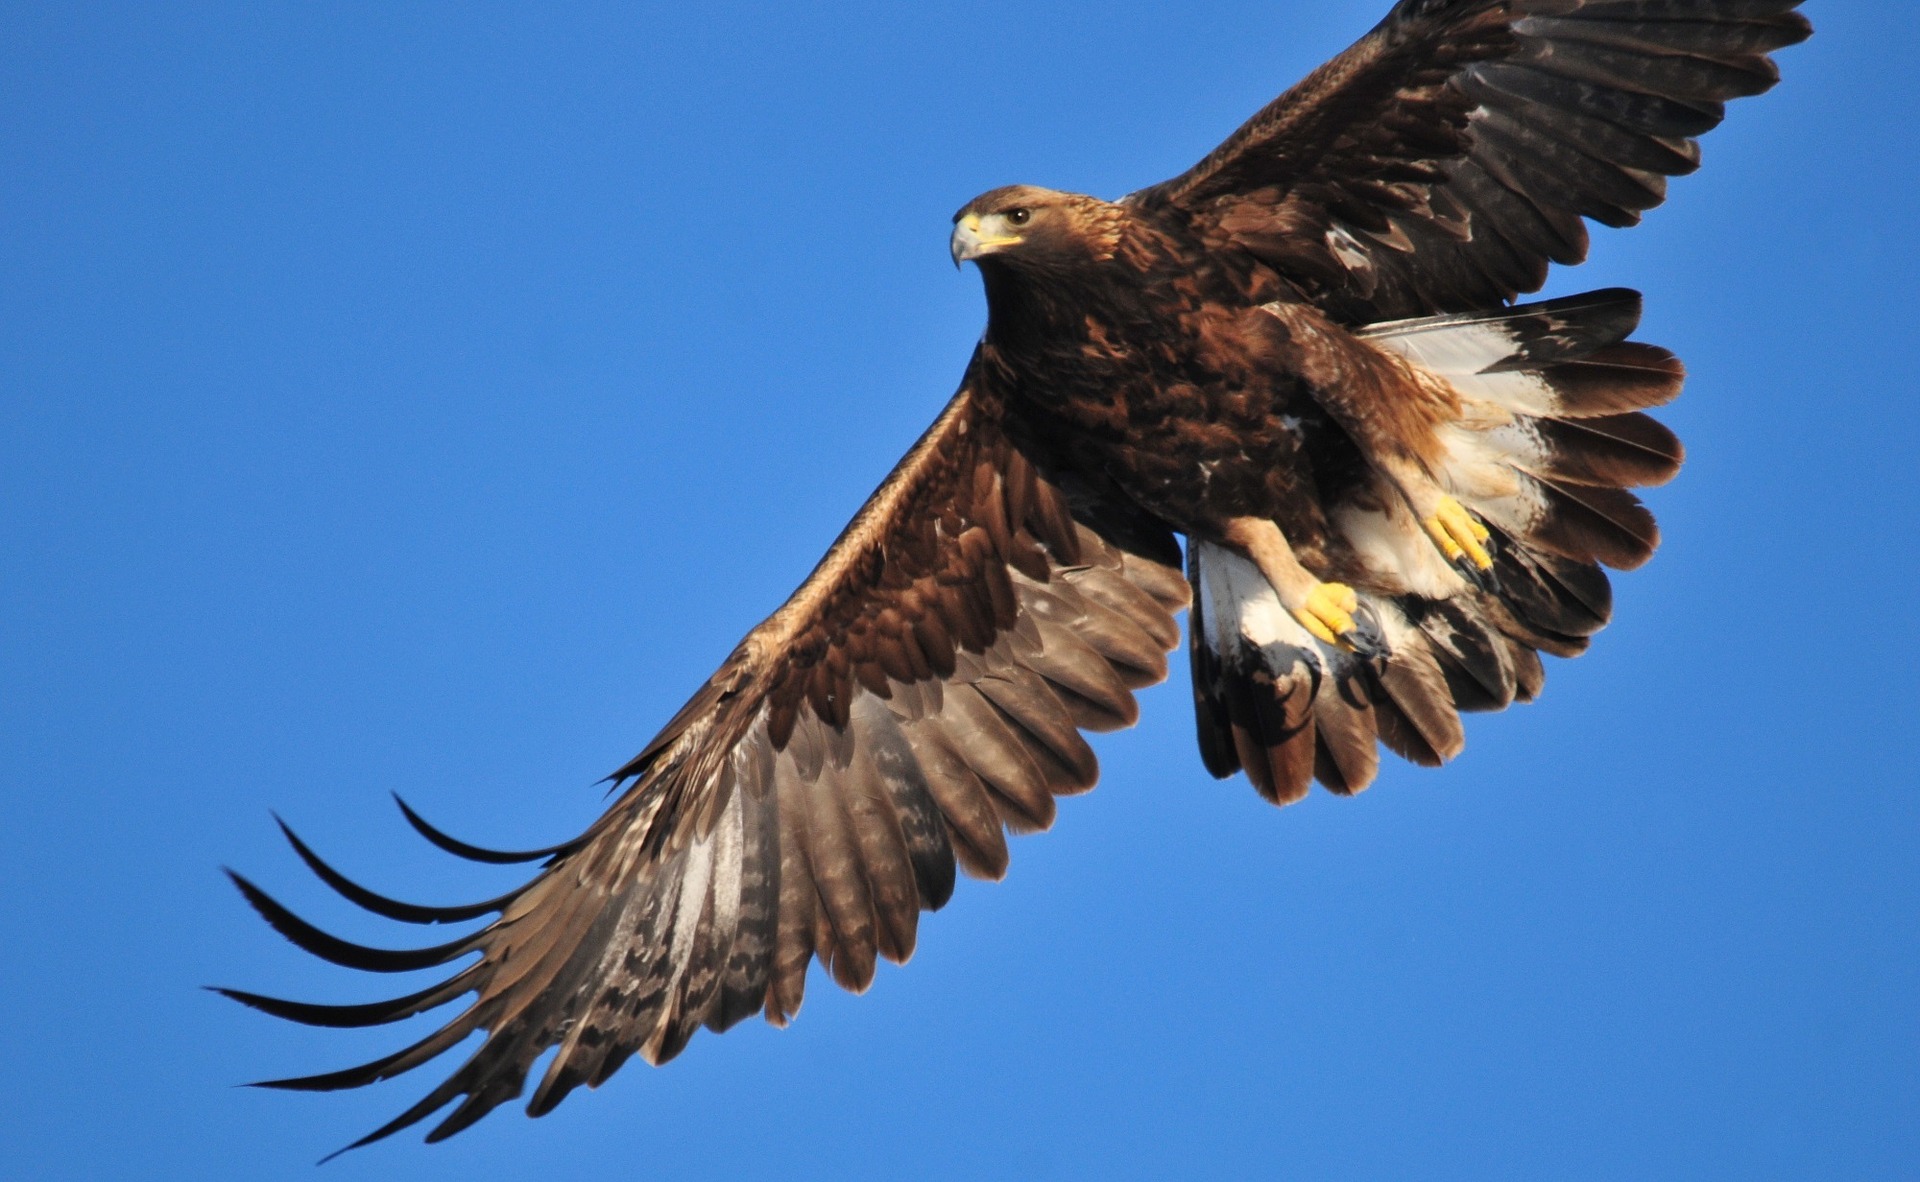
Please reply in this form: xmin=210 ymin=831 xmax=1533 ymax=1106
xmin=1424 ymin=497 xmax=1493 ymax=571
xmin=1294 ymin=581 xmax=1359 ymax=646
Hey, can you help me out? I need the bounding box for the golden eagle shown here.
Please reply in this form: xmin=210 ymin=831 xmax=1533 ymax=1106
xmin=222 ymin=0 xmax=1811 ymax=1153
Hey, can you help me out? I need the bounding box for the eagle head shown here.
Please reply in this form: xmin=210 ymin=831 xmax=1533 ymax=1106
xmin=950 ymin=185 xmax=1124 ymax=269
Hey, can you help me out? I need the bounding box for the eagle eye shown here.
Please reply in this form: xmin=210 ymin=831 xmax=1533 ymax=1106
xmin=1005 ymin=208 xmax=1032 ymax=227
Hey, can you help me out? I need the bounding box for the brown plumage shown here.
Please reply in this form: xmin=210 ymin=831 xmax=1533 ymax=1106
xmin=221 ymin=0 xmax=1810 ymax=1154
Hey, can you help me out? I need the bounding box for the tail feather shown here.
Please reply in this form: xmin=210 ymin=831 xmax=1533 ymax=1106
xmin=1373 ymin=603 xmax=1466 ymax=764
xmin=1372 ymin=693 xmax=1446 ymax=769
xmin=1190 ymin=545 xmax=1322 ymax=804
xmin=1534 ymin=343 xmax=1684 ymax=417
xmin=1311 ymin=662 xmax=1380 ymax=795
xmin=1187 ymin=551 xmax=1241 ymax=782
xmin=1504 ymin=637 xmax=1546 ymax=704
xmin=1494 ymin=538 xmax=1612 ymax=642
xmin=1410 ymin=596 xmax=1517 ymax=714
xmin=1233 ymin=666 xmax=1318 ymax=806
xmin=1190 ymin=545 xmax=1462 ymax=802
xmin=1359 ymin=288 xmax=1644 ymax=376
xmin=1527 ymin=477 xmax=1660 ymax=571
xmin=1531 ymin=413 xmax=1683 ymax=489
xmin=1190 ymin=288 xmax=1680 ymax=805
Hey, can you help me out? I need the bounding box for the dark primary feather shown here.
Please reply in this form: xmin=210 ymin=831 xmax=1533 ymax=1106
xmin=221 ymin=364 xmax=1187 ymax=1152
xmin=271 ymin=814 xmax=515 ymax=925
xmin=225 ymin=870 xmax=480 ymax=974
xmin=394 ymin=794 xmax=580 ymax=865
xmin=1132 ymin=0 xmax=1811 ymax=320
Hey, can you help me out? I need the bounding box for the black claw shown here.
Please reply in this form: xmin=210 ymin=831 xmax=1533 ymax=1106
xmin=1452 ymin=553 xmax=1502 ymax=595
xmin=1343 ymin=603 xmax=1391 ymax=662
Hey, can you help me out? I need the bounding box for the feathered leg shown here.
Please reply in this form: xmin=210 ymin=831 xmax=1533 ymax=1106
xmin=1220 ymin=517 xmax=1384 ymax=658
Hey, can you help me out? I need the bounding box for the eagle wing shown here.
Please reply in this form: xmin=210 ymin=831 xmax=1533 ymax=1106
xmin=1129 ymin=0 xmax=1811 ymax=321
xmin=221 ymin=363 xmax=1188 ymax=1152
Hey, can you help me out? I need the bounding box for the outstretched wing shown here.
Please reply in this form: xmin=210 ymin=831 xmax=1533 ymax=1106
xmin=1130 ymin=0 xmax=1811 ymax=322
xmin=220 ymin=361 xmax=1188 ymax=1153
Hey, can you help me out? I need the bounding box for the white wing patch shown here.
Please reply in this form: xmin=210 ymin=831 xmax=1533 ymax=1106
xmin=1361 ymin=314 xmax=1519 ymax=374
xmin=1361 ymin=313 xmax=1576 ymax=541
xmin=1363 ymin=315 xmax=1563 ymax=417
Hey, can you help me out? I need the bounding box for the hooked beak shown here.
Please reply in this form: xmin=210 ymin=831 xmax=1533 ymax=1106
xmin=950 ymin=213 xmax=1022 ymax=267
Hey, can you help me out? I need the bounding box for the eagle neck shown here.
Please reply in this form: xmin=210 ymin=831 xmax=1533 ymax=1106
xmin=977 ymin=259 xmax=1116 ymax=363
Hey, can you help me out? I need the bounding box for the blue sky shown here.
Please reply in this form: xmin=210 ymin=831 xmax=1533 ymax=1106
xmin=3 ymin=2 xmax=1914 ymax=1178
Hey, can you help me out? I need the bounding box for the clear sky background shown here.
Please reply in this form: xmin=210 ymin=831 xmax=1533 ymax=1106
xmin=3 ymin=2 xmax=1913 ymax=1178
